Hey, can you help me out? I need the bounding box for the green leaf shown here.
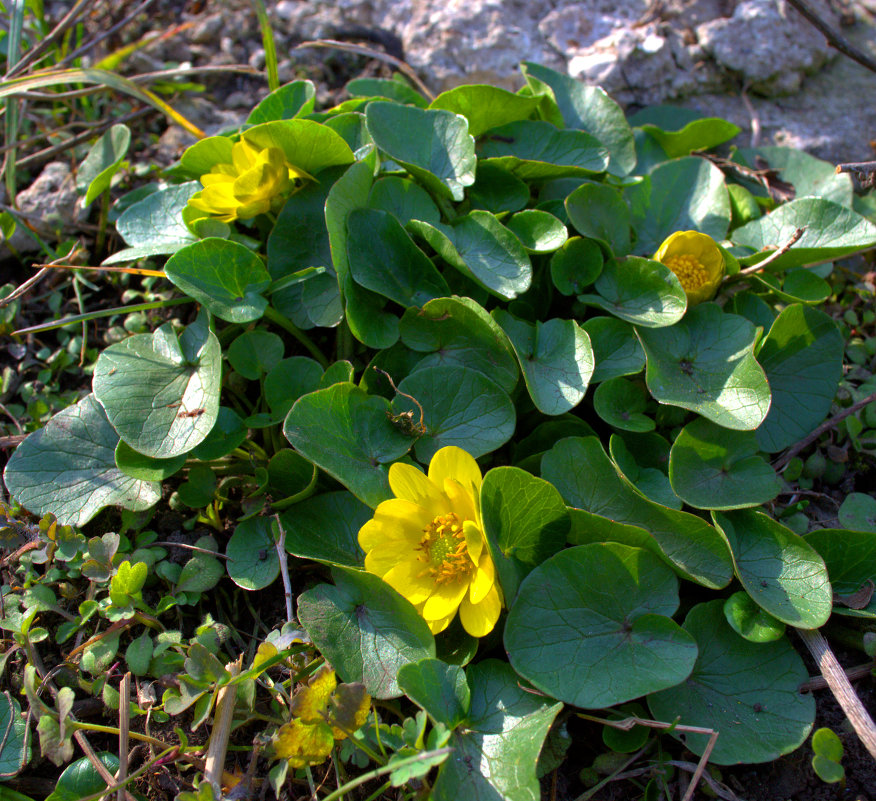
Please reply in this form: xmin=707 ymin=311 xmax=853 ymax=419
xmin=812 ymin=727 xmax=844 ymax=762
xmin=638 ymin=303 xmax=771 ymax=430
xmin=227 ymin=517 xmax=279 ymax=590
xmin=625 ymin=157 xmax=731 ymax=254
xmin=429 ymin=85 xmax=540 ymax=136
xmin=399 ymin=296 xmax=518 ymax=395
xmin=297 ymin=567 xmax=435 ymax=698
xmin=723 ymin=591 xmax=786 ymax=643
xmin=227 ymin=329 xmax=284 ymax=380
xmin=467 ymin=162 xmax=530 ymax=215
xmin=647 ymin=600 xmax=814 ymax=765
xmin=631 ymin=108 xmax=740 ymax=159
xmin=125 ymin=630 xmax=153 ymax=676
xmin=347 ymin=208 xmax=450 ymax=306
xmin=744 ymin=267 xmax=831 ymax=305
xmin=804 ymin=528 xmax=876 ymax=619
xmin=397 ymin=658 xmax=470 ymax=730
xmin=431 ymin=660 xmax=562 ymax=801
xmin=582 ymin=317 xmax=646 ymax=382
xmin=176 ymin=464 xmax=216 ymax=509
xmin=283 ymin=383 xmax=411 ymax=507
xmin=191 ymin=407 xmax=246 ymax=460
xmin=243 ymin=119 xmax=355 ymax=176
xmin=45 ymin=753 xmax=119 ymax=801
xmin=247 ymin=79 xmax=316 ymax=124
xmin=493 ymin=311 xmax=593 ymax=415
xmin=347 ymin=77 xmax=428 ymax=107
xmin=479 ymin=120 xmax=609 ymax=179
xmin=755 ymin=304 xmax=844 ymax=452
xmin=732 ymin=198 xmax=876 ymax=270
xmin=593 ymin=377 xmax=654 ymax=432
xmin=165 ymin=238 xmax=270 ymax=323
xmin=393 ymin=367 xmax=515 ymax=461
xmin=521 ymin=62 xmax=636 ymax=176
xmin=78 ymin=123 xmax=131 ymax=205
xmin=505 ymin=543 xmax=697 ymax=707
xmin=281 ymin=491 xmax=369 ymax=567
xmin=541 ymin=437 xmax=733 ymax=589
xmin=264 ymin=357 xmax=324 ymax=420
xmin=113 ymin=182 xmax=198 ymax=257
xmin=734 ymin=146 xmax=853 ymax=207
xmin=578 ymin=256 xmax=686 ymax=328
xmin=0 ymin=694 xmax=29 ymax=778
xmin=480 ymin=466 xmax=569 ymax=603
xmin=368 ymin=176 xmax=441 ymax=227
xmin=176 ymin=535 xmax=223 ymax=595
xmin=326 ymin=158 xmax=399 ymax=348
xmin=92 ymin=322 xmax=222 ymax=458
xmin=504 ymin=209 xmax=568 ymax=253
xmin=408 ymin=212 xmax=532 ymax=301
xmin=812 ymin=754 xmax=845 ymax=784
xmin=550 ymin=237 xmax=603 ymax=296
xmin=565 ymin=182 xmax=632 ymax=256
xmin=713 ymin=509 xmax=832 ymax=628
xmin=3 ymin=394 xmax=160 ymax=527
xmin=838 ymin=493 xmax=876 ymax=532
xmin=365 ymin=102 xmax=476 ymax=201
xmin=669 ymin=418 xmax=780 ymax=509
xmin=114 ymin=440 xmax=185 ymax=482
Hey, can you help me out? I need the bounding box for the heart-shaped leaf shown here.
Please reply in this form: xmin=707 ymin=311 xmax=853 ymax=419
xmin=566 ymin=182 xmax=632 ymax=256
xmin=227 ymin=518 xmax=279 ymax=591
xmin=582 ymin=317 xmax=646 ymax=383
xmin=281 ymin=491 xmax=369 ymax=567
xmin=397 ymin=658 xmax=470 ymax=730
xmin=429 ymin=85 xmax=540 ymax=136
xmin=505 ymin=543 xmax=697 ymax=707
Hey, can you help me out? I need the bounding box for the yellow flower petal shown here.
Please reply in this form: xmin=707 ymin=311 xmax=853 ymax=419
xmin=421 ymin=580 xmax=468 ymax=621
xmin=424 ymin=608 xmax=456 ymax=635
xmin=388 ymin=462 xmax=446 ymax=515
xmin=429 ymin=446 xmax=482 ymax=500
xmin=654 ymin=230 xmax=724 ymax=307
xmin=468 ymin=553 xmax=495 ymax=604
xmin=459 ymin=584 xmax=502 ymax=637
xmin=445 ymin=478 xmax=478 ymax=524
xmin=382 ymin=560 xmax=434 ymax=605
xmin=462 ymin=519 xmax=484 ymax=565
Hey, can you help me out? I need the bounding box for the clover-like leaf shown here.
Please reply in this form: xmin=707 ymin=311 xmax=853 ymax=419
xmin=4 ymin=394 xmax=160 ymax=527
xmin=638 ymin=303 xmax=771 ymax=430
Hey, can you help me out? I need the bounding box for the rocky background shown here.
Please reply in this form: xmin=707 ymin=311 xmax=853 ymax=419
xmin=10 ymin=0 xmax=876 ymax=260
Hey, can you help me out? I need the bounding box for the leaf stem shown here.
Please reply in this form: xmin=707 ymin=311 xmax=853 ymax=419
xmin=319 ymin=748 xmax=452 ymax=801
xmin=262 ymin=306 xmax=329 ymax=368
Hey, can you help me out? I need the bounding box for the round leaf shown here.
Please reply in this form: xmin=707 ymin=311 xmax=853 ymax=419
xmin=505 ymin=543 xmax=697 ymax=708
xmin=579 ymin=256 xmax=687 ymax=328
xmin=280 ymin=491 xmax=369 ymax=567
xmin=429 ymin=85 xmax=540 ymax=137
xmin=593 ymin=377 xmax=654 ymax=432
xmin=493 ymin=311 xmax=593 ymax=415
xmin=582 ymin=317 xmax=646 ymax=383
xmin=647 ymin=600 xmax=814 ymax=765
xmin=114 ymin=440 xmax=185 ymax=482
xmin=247 ymin=79 xmax=316 ymax=124
xmin=227 ymin=517 xmax=280 ymax=590
xmin=227 ymin=329 xmax=284 ymax=380
xmin=550 ymin=237 xmax=604 ymax=296
xmin=397 ymin=658 xmax=470 ymax=730
xmin=92 ymin=323 xmax=221 ymax=458
xmin=165 ymin=238 xmax=271 ymax=323
xmin=394 ymin=366 xmax=515 ymax=462
xmin=4 ymin=394 xmax=160 ymax=527
xmin=669 ymin=418 xmax=781 ymax=509
xmin=566 ymin=182 xmax=632 ymax=256
xmin=297 ymin=567 xmax=435 ymax=698
xmin=504 ymin=209 xmax=568 ymax=253
xmin=713 ymin=509 xmax=832 ymax=629
xmin=638 ymin=303 xmax=771 ymax=430
xmin=722 ymin=591 xmax=786 ymax=643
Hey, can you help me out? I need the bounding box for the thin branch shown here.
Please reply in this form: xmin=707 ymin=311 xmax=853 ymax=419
xmin=0 ymin=268 xmax=51 ymax=308
xmin=800 ymin=662 xmax=875 ymax=693
xmin=114 ymin=673 xmax=131 ymax=801
xmin=273 ymin=514 xmax=294 ymax=624
xmin=773 ymin=388 xmax=876 ymax=472
xmin=785 ymin=0 xmax=876 ymax=76
xmin=796 ymin=628 xmax=876 ymax=761
xmin=203 ymin=655 xmax=243 ymax=791
xmin=729 ymin=227 xmax=807 ymax=279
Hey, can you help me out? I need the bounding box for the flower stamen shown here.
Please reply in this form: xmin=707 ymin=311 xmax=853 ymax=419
xmin=417 ymin=512 xmax=473 ymax=584
xmin=662 ymin=254 xmax=709 ymax=292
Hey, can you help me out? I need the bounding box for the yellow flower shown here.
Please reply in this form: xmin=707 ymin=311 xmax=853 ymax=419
xmin=188 ymin=138 xmax=312 ymax=222
xmin=654 ymin=230 xmax=725 ymax=306
xmin=358 ymin=447 xmax=503 ymax=637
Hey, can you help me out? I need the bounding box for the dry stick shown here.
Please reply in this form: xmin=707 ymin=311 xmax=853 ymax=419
xmin=4 ymin=0 xmax=94 ymax=78
xmin=785 ymin=0 xmax=876 ymax=76
xmin=203 ymin=655 xmax=244 ymax=791
xmin=728 ymin=227 xmax=807 ymax=280
xmin=74 ymin=729 xmax=138 ymax=801
xmin=115 ymin=673 xmax=131 ymax=801
xmin=294 ymin=39 xmax=435 ymax=101
xmin=0 ymin=268 xmax=51 ymax=308
xmin=800 ymin=662 xmax=874 ymax=693
xmin=273 ymin=514 xmax=294 ymax=624
xmin=665 ymin=762 xmax=747 ymax=801
xmin=796 ymin=628 xmax=876 ymax=761
xmin=773 ymin=387 xmax=876 ymax=472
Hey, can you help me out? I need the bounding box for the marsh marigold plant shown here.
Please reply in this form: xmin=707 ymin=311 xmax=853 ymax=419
xmin=654 ymin=230 xmax=725 ymax=306
xmin=188 ymin=137 xmax=312 ymax=222
xmin=358 ymin=446 xmax=502 ymax=637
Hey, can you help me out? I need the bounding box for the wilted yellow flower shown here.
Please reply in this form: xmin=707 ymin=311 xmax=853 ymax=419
xmin=188 ymin=138 xmax=312 ymax=222
xmin=359 ymin=447 xmax=503 ymax=637
xmin=654 ymin=230 xmax=725 ymax=306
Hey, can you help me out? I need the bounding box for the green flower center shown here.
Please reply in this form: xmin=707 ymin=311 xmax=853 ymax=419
xmin=418 ymin=513 xmax=472 ymax=584
xmin=664 ymin=254 xmax=708 ymax=292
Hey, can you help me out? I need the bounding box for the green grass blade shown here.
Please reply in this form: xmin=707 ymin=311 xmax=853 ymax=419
xmin=251 ymin=0 xmax=279 ymax=91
